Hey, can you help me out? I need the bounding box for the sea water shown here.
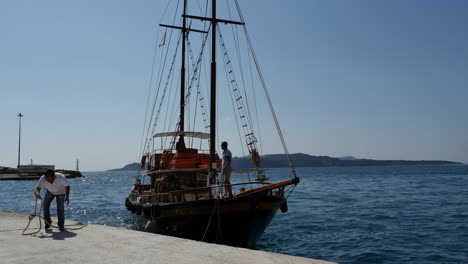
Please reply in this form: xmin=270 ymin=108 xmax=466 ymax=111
xmin=1 ymin=165 xmax=467 ymax=264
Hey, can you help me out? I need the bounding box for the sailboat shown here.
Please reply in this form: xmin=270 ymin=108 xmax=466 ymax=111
xmin=125 ymin=0 xmax=299 ymax=248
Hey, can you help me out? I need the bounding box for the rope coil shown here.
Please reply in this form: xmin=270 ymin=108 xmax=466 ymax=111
xmin=22 ymin=197 xmax=87 ymax=236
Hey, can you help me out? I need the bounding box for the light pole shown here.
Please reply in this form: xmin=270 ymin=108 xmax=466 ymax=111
xmin=17 ymin=113 xmax=23 ymax=168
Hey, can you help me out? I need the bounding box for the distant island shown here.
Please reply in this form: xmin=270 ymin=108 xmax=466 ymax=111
xmin=108 ymin=163 xmax=141 ymax=171
xmin=108 ymin=153 xmax=461 ymax=171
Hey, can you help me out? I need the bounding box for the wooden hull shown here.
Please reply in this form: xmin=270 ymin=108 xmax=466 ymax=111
xmin=127 ymin=193 xmax=286 ymax=248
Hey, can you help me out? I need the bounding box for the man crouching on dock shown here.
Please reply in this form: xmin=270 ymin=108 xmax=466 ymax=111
xmin=34 ymin=169 xmax=70 ymax=231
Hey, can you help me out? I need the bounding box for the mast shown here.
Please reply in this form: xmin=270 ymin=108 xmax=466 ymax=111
xmin=160 ymin=0 xmax=208 ymax=145
xmin=180 ymin=0 xmax=187 ymax=133
xmin=181 ymin=1 xmax=243 ymax=172
xmin=17 ymin=113 xmax=23 ymax=168
xmin=209 ymin=0 xmax=217 ymax=171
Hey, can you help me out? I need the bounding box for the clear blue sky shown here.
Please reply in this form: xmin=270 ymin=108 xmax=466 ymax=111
xmin=1 ymin=0 xmax=467 ymax=171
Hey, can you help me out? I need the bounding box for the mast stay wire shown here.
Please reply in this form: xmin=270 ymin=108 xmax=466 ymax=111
xmin=200 ymin=0 xmax=211 ymax=136
xmin=185 ymin=28 xmax=198 ymax=134
xmin=185 ymin=2 xmax=211 ymax=138
xmin=186 ymin=26 xmax=207 ymax=142
xmin=165 ymin=23 xmax=211 ymax=152
xmin=166 ymin=10 xmax=212 ymax=139
xmin=165 ymin=26 xmax=209 ymax=156
xmin=149 ymin=32 xmax=182 ymax=148
xmin=246 ymin=43 xmax=263 ymax=156
xmin=226 ymin=0 xmax=261 ymax=181
xmin=228 ymin=0 xmax=265 ymax=156
xmin=217 ymin=28 xmax=258 ymax=152
xmin=138 ymin=27 xmax=161 ymax=160
xmin=217 ymin=27 xmax=266 ymax=182
xmin=186 ymin=24 xmax=211 ymax=113
xmin=186 ymin=36 xmax=206 ymax=146
xmin=157 ymin=3 xmax=182 ymax=147
xmin=142 ymin=0 xmax=181 ymax=160
xmin=187 ymin=35 xmax=191 ymax=146
xmin=161 ymin=1 xmax=211 ymax=150
xmin=226 ymin=0 xmax=257 ymax=141
xmin=234 ymin=0 xmax=297 ymax=178
xmin=146 ymin=36 xmax=172 ymax=158
xmin=216 ymin=6 xmax=250 ymax=182
xmin=199 ymin=41 xmax=211 ymax=133
xmin=163 ymin=66 xmax=182 ymax=147
xmin=137 ymin=0 xmax=175 ymax=172
xmin=219 ymin=38 xmax=251 ymax=184
xmin=181 ymin=23 xmax=211 ymax=125
xmin=218 ymin=27 xmax=255 ymax=184
xmin=164 ymin=25 xmax=185 ymax=141
xmin=187 ymin=0 xmax=210 ymax=137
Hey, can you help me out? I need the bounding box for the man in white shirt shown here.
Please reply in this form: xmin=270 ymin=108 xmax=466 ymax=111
xmin=221 ymin=141 xmax=232 ymax=196
xmin=34 ymin=170 xmax=70 ymax=231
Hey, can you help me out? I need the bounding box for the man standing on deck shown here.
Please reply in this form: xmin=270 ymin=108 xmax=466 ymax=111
xmin=221 ymin=141 xmax=233 ymax=196
xmin=34 ymin=169 xmax=70 ymax=231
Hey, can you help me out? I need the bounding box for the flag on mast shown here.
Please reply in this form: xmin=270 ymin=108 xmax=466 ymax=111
xmin=159 ymin=31 xmax=166 ymax=47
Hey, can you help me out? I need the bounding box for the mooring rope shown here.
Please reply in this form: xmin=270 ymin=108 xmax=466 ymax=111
xmin=21 ymin=197 xmax=44 ymax=235
xmin=201 ymin=198 xmax=219 ymax=242
xmin=22 ymin=198 xmax=88 ymax=236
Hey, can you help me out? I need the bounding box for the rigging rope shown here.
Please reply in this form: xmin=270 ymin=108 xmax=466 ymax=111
xmin=229 ymin=0 xmax=264 ymax=156
xmin=142 ymin=0 xmax=182 ymax=162
xmin=187 ymin=43 xmax=205 ymax=145
xmin=218 ymin=33 xmax=252 ymax=184
xmin=179 ymin=24 xmax=211 ymax=128
xmin=246 ymin=45 xmax=264 ymax=156
xmin=149 ymin=33 xmax=182 ymax=146
xmin=163 ymin=61 xmax=182 ymax=140
xmin=234 ymin=0 xmax=297 ymax=178
xmin=226 ymin=0 xmax=259 ymax=183
xmin=187 ymin=29 xmax=210 ymax=132
xmin=217 ymin=27 xmax=266 ymax=181
xmin=139 ymin=29 xmax=161 ymax=162
xmin=162 ymin=24 xmax=211 ymax=155
xmin=138 ymin=0 xmax=174 ymax=161
xmin=226 ymin=0 xmax=257 ymax=136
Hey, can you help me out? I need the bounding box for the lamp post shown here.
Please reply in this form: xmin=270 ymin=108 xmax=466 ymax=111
xmin=17 ymin=113 xmax=23 ymax=168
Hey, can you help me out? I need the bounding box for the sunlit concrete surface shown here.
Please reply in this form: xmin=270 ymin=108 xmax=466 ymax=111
xmin=0 ymin=210 xmax=336 ymax=264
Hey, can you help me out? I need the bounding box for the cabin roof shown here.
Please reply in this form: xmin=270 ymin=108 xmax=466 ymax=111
xmin=153 ymin=131 xmax=210 ymax=139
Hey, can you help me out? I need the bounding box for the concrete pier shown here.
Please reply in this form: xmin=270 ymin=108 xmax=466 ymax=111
xmin=0 ymin=210 xmax=335 ymax=264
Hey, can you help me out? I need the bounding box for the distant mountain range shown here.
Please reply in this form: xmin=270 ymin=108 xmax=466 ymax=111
xmin=337 ymin=156 xmax=359 ymax=160
xmin=108 ymin=153 xmax=461 ymax=171
xmin=108 ymin=162 xmax=141 ymax=171
xmin=232 ymin=153 xmax=461 ymax=168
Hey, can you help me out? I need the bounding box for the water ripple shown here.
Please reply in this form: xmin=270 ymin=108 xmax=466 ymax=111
xmin=1 ymin=165 xmax=467 ymax=264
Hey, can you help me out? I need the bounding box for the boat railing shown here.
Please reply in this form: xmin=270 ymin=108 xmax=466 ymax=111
xmin=131 ymin=180 xmax=291 ymax=204
xmin=150 ymin=148 xmax=211 ymax=154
